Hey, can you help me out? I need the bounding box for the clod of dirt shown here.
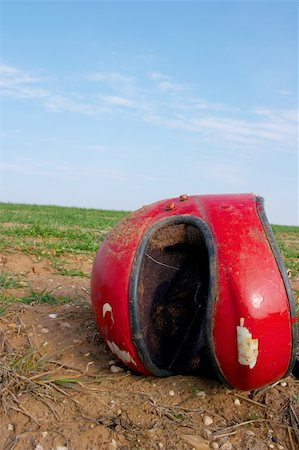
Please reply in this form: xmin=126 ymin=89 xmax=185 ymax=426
xmin=219 ymin=443 xmax=232 ymax=450
xmin=181 ymin=434 xmax=210 ymax=449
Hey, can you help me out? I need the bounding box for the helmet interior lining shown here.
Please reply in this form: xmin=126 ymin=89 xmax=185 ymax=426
xmin=136 ymin=221 xmax=210 ymax=373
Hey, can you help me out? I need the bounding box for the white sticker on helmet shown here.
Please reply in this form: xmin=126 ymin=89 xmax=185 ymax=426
xmin=237 ymin=318 xmax=259 ymax=369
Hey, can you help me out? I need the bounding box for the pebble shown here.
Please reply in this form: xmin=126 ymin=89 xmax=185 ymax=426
xmin=41 ymin=432 xmax=48 ymax=438
xmin=108 ymin=360 xmax=117 ymax=366
xmin=245 ymin=431 xmax=255 ymax=437
xmin=73 ymin=339 xmax=83 ymax=344
xmin=41 ymin=328 xmax=49 ymax=334
xmin=158 ymin=444 xmax=163 ymax=449
xmin=105 ymin=439 xmax=117 ymax=450
xmin=234 ymin=398 xmax=241 ymax=406
xmin=277 ymin=446 xmax=284 ymax=450
xmin=56 ymin=447 xmax=68 ymax=450
xmin=110 ymin=365 xmax=124 ymax=373
xmin=268 ymin=445 xmax=274 ymax=449
xmin=219 ymin=443 xmax=232 ymax=450
xmin=35 ymin=445 xmax=44 ymax=450
xmin=48 ymin=313 xmax=57 ymax=319
xmin=196 ymin=390 xmax=206 ymax=398
xmin=280 ymin=381 xmax=287 ymax=387
xmin=60 ymin=322 xmax=71 ymax=328
xmin=210 ymin=443 xmax=219 ymax=449
xmin=203 ymin=415 xmax=214 ymax=426
xmin=169 ymin=390 xmax=175 ymax=397
xmin=7 ymin=424 xmax=14 ymax=431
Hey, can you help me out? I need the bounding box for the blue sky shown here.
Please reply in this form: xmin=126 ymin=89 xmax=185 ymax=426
xmin=0 ymin=1 xmax=298 ymax=224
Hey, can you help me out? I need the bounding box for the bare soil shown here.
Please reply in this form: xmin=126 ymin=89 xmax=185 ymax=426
xmin=0 ymin=251 xmax=299 ymax=450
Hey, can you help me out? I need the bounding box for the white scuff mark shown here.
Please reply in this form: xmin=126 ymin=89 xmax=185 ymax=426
xmin=237 ymin=318 xmax=259 ymax=369
xmin=252 ymin=293 xmax=264 ymax=309
xmin=102 ymin=302 xmax=114 ymax=323
xmin=107 ymin=340 xmax=137 ymax=366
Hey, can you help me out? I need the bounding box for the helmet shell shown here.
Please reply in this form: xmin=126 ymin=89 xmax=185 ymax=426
xmin=91 ymin=194 xmax=297 ymax=390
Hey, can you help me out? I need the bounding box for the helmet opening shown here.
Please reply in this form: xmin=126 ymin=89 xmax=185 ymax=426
xmin=131 ymin=217 xmax=214 ymax=375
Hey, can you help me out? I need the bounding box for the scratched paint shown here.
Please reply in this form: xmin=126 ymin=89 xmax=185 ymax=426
xmin=237 ymin=318 xmax=259 ymax=369
xmin=102 ymin=302 xmax=114 ymax=323
xmin=107 ymin=340 xmax=137 ymax=366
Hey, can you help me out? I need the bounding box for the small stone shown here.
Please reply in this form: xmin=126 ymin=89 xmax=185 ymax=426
xmin=234 ymin=398 xmax=241 ymax=406
xmin=56 ymin=447 xmax=68 ymax=450
xmin=117 ymin=409 xmax=122 ymax=415
xmin=41 ymin=328 xmax=49 ymax=334
xmin=41 ymin=432 xmax=48 ymax=438
xmin=196 ymin=390 xmax=206 ymax=398
xmin=84 ymin=352 xmax=90 ymax=357
xmin=169 ymin=390 xmax=175 ymax=396
xmin=43 ymin=342 xmax=48 ymax=347
xmin=35 ymin=445 xmax=44 ymax=450
xmin=277 ymin=446 xmax=284 ymax=450
xmin=110 ymin=365 xmax=124 ymax=373
xmin=158 ymin=444 xmax=163 ymax=449
xmin=203 ymin=415 xmax=214 ymax=426
xmin=73 ymin=339 xmax=83 ymax=344
xmin=210 ymin=443 xmax=219 ymax=449
xmin=48 ymin=313 xmax=57 ymax=319
xmin=268 ymin=446 xmax=274 ymax=449
xmin=8 ymin=323 xmax=17 ymax=329
xmin=105 ymin=439 xmax=117 ymax=450
xmin=7 ymin=424 xmax=14 ymax=431
xmin=108 ymin=360 xmax=116 ymax=366
xmin=219 ymin=443 xmax=232 ymax=450
xmin=245 ymin=431 xmax=255 ymax=437
xmin=60 ymin=322 xmax=71 ymax=328
xmin=280 ymin=381 xmax=287 ymax=387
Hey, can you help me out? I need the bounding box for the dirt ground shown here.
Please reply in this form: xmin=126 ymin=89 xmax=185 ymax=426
xmin=0 ymin=251 xmax=299 ymax=450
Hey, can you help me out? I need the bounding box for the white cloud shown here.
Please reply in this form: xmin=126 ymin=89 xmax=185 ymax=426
xmin=100 ymin=95 xmax=136 ymax=107
xmin=277 ymin=89 xmax=294 ymax=96
xmin=150 ymin=71 xmax=185 ymax=93
xmin=0 ymin=64 xmax=50 ymax=99
xmin=88 ymin=71 xmax=137 ymax=96
xmin=2 ymin=63 xmax=297 ymax=157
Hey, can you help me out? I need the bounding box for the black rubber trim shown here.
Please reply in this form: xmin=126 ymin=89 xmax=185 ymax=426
xmin=129 ymin=214 xmax=221 ymax=378
xmin=256 ymin=196 xmax=298 ymax=377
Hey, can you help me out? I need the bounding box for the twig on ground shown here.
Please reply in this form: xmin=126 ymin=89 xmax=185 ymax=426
xmin=234 ymin=393 xmax=272 ymax=410
xmin=211 ymin=418 xmax=268 ymax=437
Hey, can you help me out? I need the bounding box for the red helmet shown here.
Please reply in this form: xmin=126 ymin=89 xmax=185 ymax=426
xmin=91 ymin=194 xmax=297 ymax=390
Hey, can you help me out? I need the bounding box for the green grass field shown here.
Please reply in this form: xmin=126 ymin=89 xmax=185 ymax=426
xmin=0 ymin=202 xmax=298 ymax=311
